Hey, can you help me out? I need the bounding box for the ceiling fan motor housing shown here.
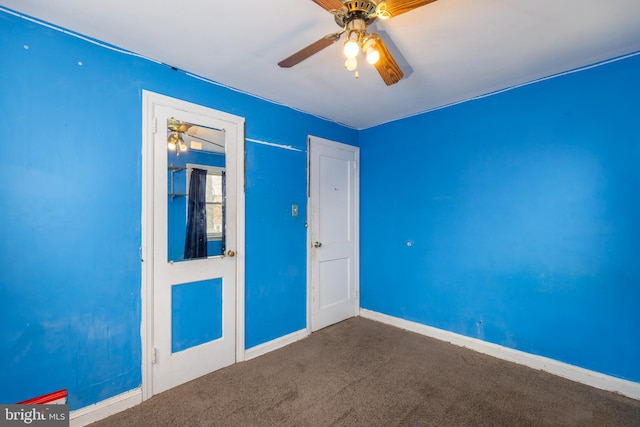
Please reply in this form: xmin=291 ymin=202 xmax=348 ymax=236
xmin=334 ymin=0 xmax=379 ymax=27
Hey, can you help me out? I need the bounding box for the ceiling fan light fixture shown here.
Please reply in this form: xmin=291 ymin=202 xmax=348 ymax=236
xmin=178 ymin=134 xmax=188 ymax=152
xmin=345 ymin=56 xmax=358 ymax=71
xmin=366 ymin=46 xmax=380 ymax=64
xmin=343 ymin=25 xmax=363 ymax=59
xmin=168 ymin=131 xmax=188 ymax=154
xmin=362 ymin=36 xmax=380 ymax=65
xmin=343 ymin=39 xmax=359 ymax=59
xmin=277 ymin=0 xmax=416 ymax=85
xmin=167 ymin=133 xmax=178 ymax=151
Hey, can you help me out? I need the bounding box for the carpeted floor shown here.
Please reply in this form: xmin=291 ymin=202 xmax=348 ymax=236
xmin=90 ymin=317 xmax=640 ymax=426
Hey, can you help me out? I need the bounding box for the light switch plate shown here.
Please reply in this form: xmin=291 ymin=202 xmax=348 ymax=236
xmin=292 ymin=204 xmax=299 ymax=217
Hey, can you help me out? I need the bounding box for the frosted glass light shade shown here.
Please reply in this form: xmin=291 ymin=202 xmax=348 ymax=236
xmin=343 ymin=40 xmax=359 ymax=59
xmin=345 ymin=57 xmax=358 ymax=71
xmin=366 ymin=47 xmax=380 ymax=65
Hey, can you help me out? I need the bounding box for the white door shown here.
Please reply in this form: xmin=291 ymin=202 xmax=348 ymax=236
xmin=143 ymin=92 xmax=245 ymax=396
xmin=309 ymin=136 xmax=359 ymax=332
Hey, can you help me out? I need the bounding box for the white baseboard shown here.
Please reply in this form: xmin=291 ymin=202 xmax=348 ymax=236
xmin=70 ymin=388 xmax=142 ymax=427
xmin=65 ymin=312 xmax=640 ymax=426
xmin=360 ymin=309 xmax=640 ymax=401
xmin=67 ymin=330 xmax=309 ymax=426
xmin=244 ymin=328 xmax=309 ymax=361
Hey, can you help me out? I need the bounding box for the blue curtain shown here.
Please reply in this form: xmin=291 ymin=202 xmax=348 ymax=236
xmin=184 ymin=168 xmax=208 ymax=259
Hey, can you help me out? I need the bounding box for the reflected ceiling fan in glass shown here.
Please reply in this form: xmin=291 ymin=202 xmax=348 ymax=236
xmin=167 ymin=119 xmax=192 ymax=154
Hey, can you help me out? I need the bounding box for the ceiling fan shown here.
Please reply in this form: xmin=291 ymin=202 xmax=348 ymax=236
xmin=278 ymin=0 xmax=438 ymax=86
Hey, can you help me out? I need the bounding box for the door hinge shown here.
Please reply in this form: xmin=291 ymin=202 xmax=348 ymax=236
xmin=152 ymin=117 xmax=157 ymax=134
xmin=152 ymin=347 xmax=157 ymax=364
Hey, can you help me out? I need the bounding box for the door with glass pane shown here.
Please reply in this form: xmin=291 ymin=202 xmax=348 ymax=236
xmin=144 ymin=93 xmax=244 ymax=396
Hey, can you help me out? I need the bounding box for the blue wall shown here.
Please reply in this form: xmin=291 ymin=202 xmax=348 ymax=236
xmin=245 ymin=142 xmax=309 ymax=348
xmin=0 ymin=10 xmax=357 ymax=409
xmin=2 ymin=4 xmax=638 ymax=412
xmin=360 ymin=54 xmax=640 ymax=382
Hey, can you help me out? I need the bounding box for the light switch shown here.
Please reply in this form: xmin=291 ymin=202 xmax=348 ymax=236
xmin=292 ymin=204 xmax=299 ymax=217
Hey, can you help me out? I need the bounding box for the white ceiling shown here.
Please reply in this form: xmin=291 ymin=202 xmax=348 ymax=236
xmin=2 ymin=0 xmax=640 ymax=129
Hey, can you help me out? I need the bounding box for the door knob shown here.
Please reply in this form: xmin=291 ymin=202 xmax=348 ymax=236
xmin=313 ymin=241 xmax=322 ymax=248
xmin=225 ymin=249 xmax=236 ymax=257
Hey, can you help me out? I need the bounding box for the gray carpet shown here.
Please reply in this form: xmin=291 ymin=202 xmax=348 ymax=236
xmin=90 ymin=317 xmax=640 ymax=426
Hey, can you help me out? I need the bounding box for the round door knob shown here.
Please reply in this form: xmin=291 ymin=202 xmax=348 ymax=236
xmin=225 ymin=250 xmax=236 ymax=257
xmin=313 ymin=241 xmax=322 ymax=248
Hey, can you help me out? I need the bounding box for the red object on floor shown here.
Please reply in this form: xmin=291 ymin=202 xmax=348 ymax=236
xmin=18 ymin=389 xmax=67 ymax=404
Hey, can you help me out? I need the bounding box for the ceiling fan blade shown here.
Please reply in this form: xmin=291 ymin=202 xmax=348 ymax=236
xmin=311 ymin=0 xmax=344 ymax=12
xmin=370 ymin=35 xmax=404 ymax=86
xmin=382 ymin=0 xmax=438 ymax=18
xmin=278 ymin=33 xmax=342 ymax=68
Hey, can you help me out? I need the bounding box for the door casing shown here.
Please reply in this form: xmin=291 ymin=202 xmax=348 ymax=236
xmin=141 ymin=90 xmax=246 ymax=400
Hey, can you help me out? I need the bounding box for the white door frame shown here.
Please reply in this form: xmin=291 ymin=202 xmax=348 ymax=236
xmin=307 ymin=135 xmax=360 ymax=332
xmin=141 ymin=90 xmax=246 ymax=400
